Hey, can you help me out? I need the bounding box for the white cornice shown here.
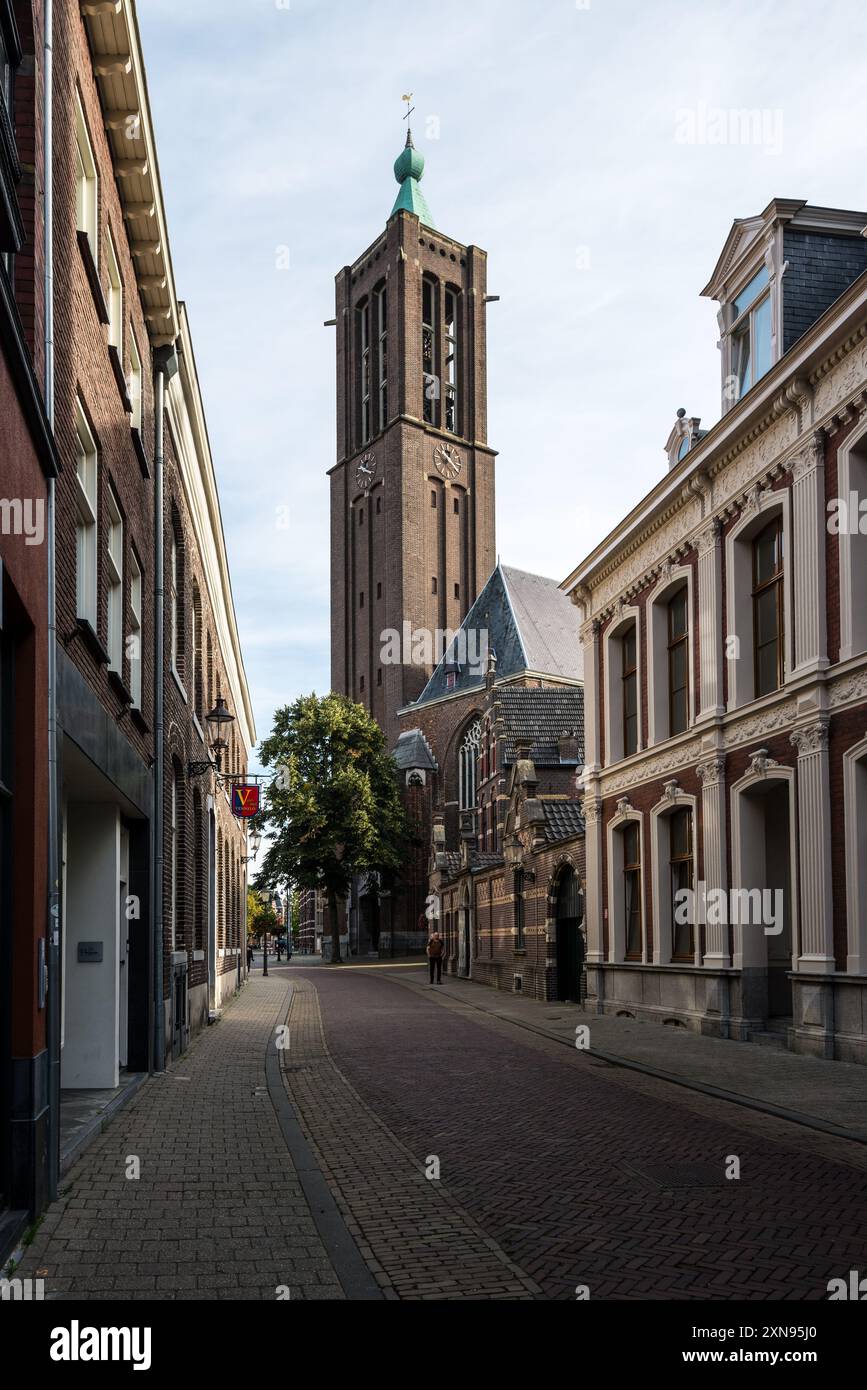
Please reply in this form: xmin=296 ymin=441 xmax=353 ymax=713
xmin=166 ymin=306 xmax=256 ymax=754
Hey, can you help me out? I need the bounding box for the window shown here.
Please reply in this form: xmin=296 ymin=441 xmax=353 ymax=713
xmin=423 ymin=275 xmax=439 ymax=425
xmin=623 ymin=822 xmax=642 ymax=961
xmin=193 ymin=790 xmax=204 ymax=952
xmin=669 ymin=809 xmax=694 ymax=961
xmin=752 ymin=517 xmax=784 ymax=697
xmin=453 ymin=496 xmax=460 ymax=514
xmin=376 ymin=582 xmax=382 ymax=599
xmin=376 ymin=496 xmax=381 ymax=514
xmin=431 ymin=490 xmax=437 ymax=508
xmin=431 ymin=576 xmax=438 ymax=595
xmin=444 ymin=288 xmax=459 ymax=434
xmin=454 ymin=583 xmax=460 ymax=600
xmin=106 ymin=486 xmax=123 ymax=672
xmin=375 ymin=284 xmax=387 ymax=432
xmin=360 ymin=675 xmax=365 ymax=693
xmin=729 ymin=265 xmax=771 ymax=403
xmin=129 ymin=553 xmax=142 ymax=708
xmin=621 ymin=624 xmax=638 ymax=757
xmin=667 ymin=588 xmax=689 ymax=735
xmin=459 ymin=720 xmax=481 ymax=811
xmin=75 ymin=93 xmax=98 ymax=254
xmin=192 ymin=584 xmax=203 ymax=719
xmin=75 ymin=402 xmax=98 ymax=627
xmin=358 ymin=298 xmax=371 ymax=445
xmin=377 ymin=668 xmax=382 ymax=687
xmin=514 ymin=869 xmax=525 ymax=949
xmin=359 ymin=591 xmax=364 ymax=608
xmin=0 ymin=20 xmax=13 ymax=117
xmin=128 ymin=330 xmax=142 ymax=432
xmin=170 ymin=533 xmax=180 ymax=674
xmin=170 ymin=764 xmax=180 ymax=951
xmin=105 ymin=229 xmax=123 ymax=351
xmin=359 ymin=508 xmax=364 ymax=525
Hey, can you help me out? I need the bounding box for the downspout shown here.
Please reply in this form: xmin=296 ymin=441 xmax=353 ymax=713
xmin=44 ymin=0 xmax=60 ymax=1203
xmin=152 ymin=345 xmax=178 ymax=1072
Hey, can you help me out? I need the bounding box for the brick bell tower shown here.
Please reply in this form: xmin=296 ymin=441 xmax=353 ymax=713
xmin=330 ymin=118 xmax=497 ymax=749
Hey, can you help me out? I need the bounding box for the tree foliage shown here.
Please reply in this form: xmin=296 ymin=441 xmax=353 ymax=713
xmin=254 ymin=693 xmax=410 ymax=961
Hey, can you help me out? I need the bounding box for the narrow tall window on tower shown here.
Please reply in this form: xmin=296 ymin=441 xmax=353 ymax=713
xmin=358 ymin=298 xmax=371 ymax=445
xmin=444 ymin=288 xmax=459 ymax=434
xmin=423 ymin=275 xmax=439 ymax=426
xmin=375 ymin=284 xmax=388 ymax=432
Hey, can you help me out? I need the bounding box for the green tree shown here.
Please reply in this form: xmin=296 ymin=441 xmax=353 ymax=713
xmin=255 ymin=693 xmax=410 ymax=963
xmin=247 ymin=887 xmax=278 ymax=943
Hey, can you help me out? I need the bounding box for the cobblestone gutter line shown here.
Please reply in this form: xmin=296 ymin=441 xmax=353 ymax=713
xmin=281 ymin=979 xmax=540 ymax=1300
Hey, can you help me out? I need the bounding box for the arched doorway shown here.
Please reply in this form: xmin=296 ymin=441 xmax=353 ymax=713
xmin=554 ymin=868 xmax=585 ymax=1002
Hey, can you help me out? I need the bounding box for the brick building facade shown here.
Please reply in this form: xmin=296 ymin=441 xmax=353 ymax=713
xmin=0 ymin=0 xmax=59 ymax=1252
xmin=564 ymin=200 xmax=867 ymax=1064
xmin=1 ymin=0 xmax=254 ymax=1260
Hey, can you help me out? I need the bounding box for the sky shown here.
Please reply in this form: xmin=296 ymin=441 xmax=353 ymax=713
xmin=137 ymin=0 xmax=867 ymax=777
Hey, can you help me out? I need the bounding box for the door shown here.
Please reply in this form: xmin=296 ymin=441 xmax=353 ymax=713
xmin=118 ymin=828 xmax=129 ymax=1068
xmin=555 ymin=869 xmax=586 ymax=1002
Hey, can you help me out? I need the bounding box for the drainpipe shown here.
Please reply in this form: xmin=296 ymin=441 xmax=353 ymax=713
xmin=152 ymin=345 xmax=178 ymax=1072
xmin=44 ymin=0 xmax=60 ymax=1203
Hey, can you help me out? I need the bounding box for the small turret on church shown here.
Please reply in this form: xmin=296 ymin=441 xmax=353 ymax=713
xmin=329 ymin=115 xmax=497 ymax=749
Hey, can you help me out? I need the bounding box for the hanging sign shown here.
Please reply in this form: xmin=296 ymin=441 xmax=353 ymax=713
xmin=232 ymin=783 xmax=260 ymax=818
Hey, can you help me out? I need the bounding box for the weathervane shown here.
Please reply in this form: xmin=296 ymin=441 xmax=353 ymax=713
xmin=402 ymin=92 xmax=415 ymax=132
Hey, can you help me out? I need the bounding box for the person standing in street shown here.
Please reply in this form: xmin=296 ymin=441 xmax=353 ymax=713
xmin=427 ymin=930 xmax=444 ymax=985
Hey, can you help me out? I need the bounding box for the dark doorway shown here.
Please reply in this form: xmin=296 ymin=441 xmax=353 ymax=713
xmin=359 ymin=887 xmax=380 ymax=954
xmin=555 ymin=869 xmax=585 ymax=1002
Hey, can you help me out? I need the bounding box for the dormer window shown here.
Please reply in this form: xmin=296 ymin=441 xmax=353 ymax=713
xmin=729 ymin=264 xmax=771 ymax=402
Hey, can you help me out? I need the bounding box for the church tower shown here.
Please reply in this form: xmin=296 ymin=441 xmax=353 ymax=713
xmin=330 ymin=120 xmax=497 ymax=749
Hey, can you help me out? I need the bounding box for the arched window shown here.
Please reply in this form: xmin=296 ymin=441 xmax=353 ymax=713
xmin=458 ymin=720 xmax=481 ymax=811
xmin=170 ymin=759 xmax=184 ymax=951
xmin=170 ymin=512 xmax=185 ymax=680
xmin=193 ymin=788 xmax=204 ymax=952
xmin=191 ymin=582 xmax=203 ymax=720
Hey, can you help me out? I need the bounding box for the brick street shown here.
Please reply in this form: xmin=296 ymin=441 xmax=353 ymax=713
xmin=14 ymin=964 xmax=867 ymax=1301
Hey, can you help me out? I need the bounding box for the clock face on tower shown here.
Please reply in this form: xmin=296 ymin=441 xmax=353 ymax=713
xmin=355 ymin=452 xmax=377 ymax=491
xmin=434 ymin=441 xmax=462 ymax=480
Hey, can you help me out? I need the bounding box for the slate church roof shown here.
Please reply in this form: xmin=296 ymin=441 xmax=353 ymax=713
xmin=410 ymin=563 xmax=583 ymax=708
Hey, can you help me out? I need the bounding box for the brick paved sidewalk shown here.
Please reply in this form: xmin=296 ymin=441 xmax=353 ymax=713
xmin=281 ymin=977 xmax=539 ymax=1300
xmin=14 ymin=976 xmax=344 ymax=1300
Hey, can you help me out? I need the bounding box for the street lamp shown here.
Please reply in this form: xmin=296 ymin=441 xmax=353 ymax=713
xmin=241 ymin=828 xmax=261 ymax=865
xmin=188 ymin=695 xmax=236 ymax=779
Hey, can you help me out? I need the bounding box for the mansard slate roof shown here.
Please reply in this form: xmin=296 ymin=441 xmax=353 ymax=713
xmin=393 ymin=728 xmax=437 ymax=771
xmin=498 ymin=686 xmax=585 ymax=766
xmin=542 ymin=799 xmax=585 ymax=843
xmin=412 ymin=563 xmax=583 ymax=707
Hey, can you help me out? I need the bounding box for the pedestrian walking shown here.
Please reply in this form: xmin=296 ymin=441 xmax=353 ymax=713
xmin=247 ymin=944 xmax=254 ymax=970
xmin=427 ymin=930 xmax=444 ymax=985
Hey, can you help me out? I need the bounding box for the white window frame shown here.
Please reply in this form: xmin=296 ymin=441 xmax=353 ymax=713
xmin=129 ymin=552 xmax=142 ymax=708
xmin=105 ymin=227 xmax=123 ymax=351
xmin=650 ymin=790 xmax=700 ymax=966
xmin=128 ymin=329 xmax=143 ymax=432
xmin=647 ymin=567 xmax=694 ymax=745
xmin=606 ymin=806 xmax=646 ymax=964
xmin=75 ymin=92 xmax=98 ymax=256
xmin=843 ymin=736 xmax=867 ymax=974
xmin=725 ymin=489 xmax=793 ymax=712
xmin=106 ymin=484 xmax=123 ymax=672
xmin=602 ymin=605 xmax=642 ymax=765
xmin=74 ymin=401 xmax=98 ymax=628
xmin=836 ymin=416 xmax=867 ymax=663
xmin=719 ymin=248 xmax=781 ymax=414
